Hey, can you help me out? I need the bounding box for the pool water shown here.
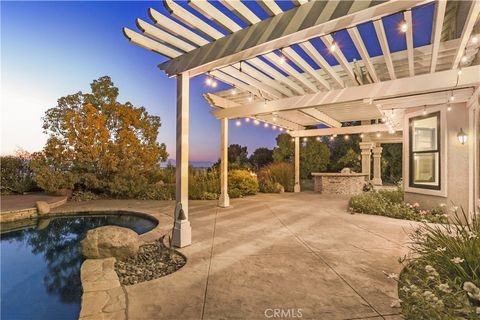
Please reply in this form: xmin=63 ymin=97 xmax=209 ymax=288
xmin=0 ymin=213 xmax=157 ymax=320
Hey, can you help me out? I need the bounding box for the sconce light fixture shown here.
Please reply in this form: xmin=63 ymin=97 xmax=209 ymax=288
xmin=457 ymin=128 xmax=467 ymax=145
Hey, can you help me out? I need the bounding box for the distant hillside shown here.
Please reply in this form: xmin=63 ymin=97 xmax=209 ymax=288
xmin=160 ymin=160 xmax=214 ymax=168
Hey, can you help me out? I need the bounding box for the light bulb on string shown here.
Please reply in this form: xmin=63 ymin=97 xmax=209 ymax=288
xmin=423 ymin=105 xmax=427 ymax=115
xmin=344 ymin=135 xmax=349 ymax=140
xmin=231 ymin=88 xmax=237 ymax=95
xmin=264 ymin=123 xmax=269 ymax=128
xmin=316 ymin=137 xmax=321 ymax=141
xmin=329 ymin=135 xmax=334 ymax=141
xmin=278 ymin=48 xmax=287 ymax=64
xmin=457 ymin=69 xmax=463 ymax=75
xmin=461 ymin=55 xmax=468 ymax=63
xmin=245 ymin=117 xmax=251 ymax=123
xmin=447 ymin=103 xmax=452 ymax=112
xmin=254 ymin=119 xmax=260 ymax=125
xmin=248 ymin=94 xmax=253 ymax=102
xmin=235 ymin=120 xmax=241 ymax=127
xmin=449 ymin=91 xmax=455 ymax=102
xmin=399 ymin=20 xmax=408 ymax=33
xmin=376 ymin=132 xmax=382 ymax=138
xmin=272 ymin=125 xmax=277 ymax=130
xmin=360 ymin=133 xmax=364 ymax=138
xmin=472 ymin=35 xmax=478 ymax=44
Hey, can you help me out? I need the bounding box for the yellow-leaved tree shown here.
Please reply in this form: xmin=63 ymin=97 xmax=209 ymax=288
xmin=30 ymin=76 xmax=168 ymax=198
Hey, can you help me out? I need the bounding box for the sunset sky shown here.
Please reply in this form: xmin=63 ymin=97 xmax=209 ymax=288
xmin=1 ymin=1 xmax=434 ymax=162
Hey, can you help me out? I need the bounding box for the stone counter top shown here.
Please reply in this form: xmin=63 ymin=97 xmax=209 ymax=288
xmin=311 ymin=172 xmax=368 ymax=177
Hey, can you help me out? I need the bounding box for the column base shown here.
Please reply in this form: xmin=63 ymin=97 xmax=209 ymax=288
xmin=294 ymin=184 xmax=301 ymax=193
xmin=172 ymin=220 xmax=191 ymax=248
xmin=218 ymin=193 xmax=230 ymax=208
xmin=371 ymin=178 xmax=383 ymax=186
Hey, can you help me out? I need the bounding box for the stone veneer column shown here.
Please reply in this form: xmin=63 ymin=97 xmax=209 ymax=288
xmin=359 ymin=142 xmax=374 ymax=180
xmin=294 ymin=136 xmax=301 ymax=192
xmin=372 ymin=145 xmax=383 ymax=186
xmin=218 ymin=118 xmax=230 ymax=208
xmin=173 ymin=72 xmax=191 ymax=248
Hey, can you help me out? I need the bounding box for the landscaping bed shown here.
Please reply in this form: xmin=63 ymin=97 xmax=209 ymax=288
xmin=115 ymin=237 xmax=186 ymax=285
xmin=348 ymin=189 xmax=447 ymax=223
xmin=389 ymin=210 xmax=480 ymax=318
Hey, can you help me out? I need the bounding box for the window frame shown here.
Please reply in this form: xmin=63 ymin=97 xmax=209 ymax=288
xmin=408 ymin=111 xmax=441 ymax=190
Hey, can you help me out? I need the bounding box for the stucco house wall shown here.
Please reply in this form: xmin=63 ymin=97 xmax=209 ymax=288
xmin=404 ymin=102 xmax=470 ymax=211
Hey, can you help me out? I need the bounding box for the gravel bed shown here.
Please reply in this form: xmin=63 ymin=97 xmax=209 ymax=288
xmin=114 ymin=237 xmax=186 ymax=285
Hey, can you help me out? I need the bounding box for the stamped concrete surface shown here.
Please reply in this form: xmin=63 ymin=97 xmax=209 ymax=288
xmin=59 ymin=193 xmax=418 ymax=320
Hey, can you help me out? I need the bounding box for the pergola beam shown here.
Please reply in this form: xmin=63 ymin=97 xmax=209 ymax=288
xmin=452 ymin=0 xmax=480 ymax=69
xmin=159 ymin=0 xmax=429 ymax=77
xmin=404 ymin=10 xmax=415 ymax=77
xmin=321 ymin=35 xmax=358 ymax=85
xmin=282 ymin=47 xmax=331 ymax=90
xmin=291 ymin=124 xmax=389 ymax=137
xmin=348 ymin=27 xmax=379 ymax=83
xmin=373 ymin=19 xmax=396 ymax=80
xmin=212 ymin=65 xmax=480 ymax=119
xmin=300 ymin=108 xmax=341 ymax=127
xmin=430 ymin=0 xmax=447 ymax=73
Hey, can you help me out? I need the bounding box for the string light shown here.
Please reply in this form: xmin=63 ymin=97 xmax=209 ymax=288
xmin=205 ymin=75 xmax=212 ymax=86
xmin=449 ymin=91 xmax=455 ymax=102
xmin=461 ymin=55 xmax=468 ymax=63
xmin=231 ymin=88 xmax=237 ymax=95
xmin=344 ymin=135 xmax=349 ymax=140
xmin=316 ymin=137 xmax=321 ymax=141
xmin=279 ymin=127 xmax=284 ymax=132
xmin=272 ymin=125 xmax=277 ymax=130
xmin=399 ymin=20 xmax=408 ymax=33
xmin=235 ymin=120 xmax=241 ymax=127
xmin=264 ymin=123 xmax=269 ymax=128
xmin=278 ymin=48 xmax=287 ymax=64
xmin=254 ymin=119 xmax=260 ymax=125
xmin=303 ymin=137 xmax=308 ymax=142
xmin=376 ymin=132 xmax=382 ymax=138
xmin=211 ymin=80 xmax=217 ymax=88
xmin=457 ymin=69 xmax=463 ymax=75
xmin=423 ymin=105 xmax=427 ymax=115
xmin=248 ymin=93 xmax=253 ymax=102
xmin=472 ymin=35 xmax=478 ymax=44
xmin=360 ymin=133 xmax=364 ymax=138
xmin=447 ymin=103 xmax=452 ymax=112
xmin=389 ymin=128 xmax=395 ymax=134
xmin=329 ymin=135 xmax=334 ymax=141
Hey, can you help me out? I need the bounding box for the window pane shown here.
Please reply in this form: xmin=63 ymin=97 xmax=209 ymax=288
xmin=412 ymin=115 xmax=438 ymax=152
xmin=413 ymin=152 xmax=439 ymax=186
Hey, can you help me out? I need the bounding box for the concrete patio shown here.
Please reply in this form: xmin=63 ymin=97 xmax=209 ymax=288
xmin=60 ymin=192 xmax=419 ymax=319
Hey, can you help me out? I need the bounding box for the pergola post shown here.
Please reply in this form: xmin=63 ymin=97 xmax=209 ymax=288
xmin=359 ymin=142 xmax=374 ymax=180
xmin=294 ymin=136 xmax=301 ymax=192
xmin=218 ymin=118 xmax=230 ymax=207
xmin=173 ymin=72 xmax=192 ymax=248
xmin=372 ymin=145 xmax=383 ymax=186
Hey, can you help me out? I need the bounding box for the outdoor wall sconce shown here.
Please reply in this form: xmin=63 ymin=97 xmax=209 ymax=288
xmin=457 ymin=128 xmax=467 ymax=145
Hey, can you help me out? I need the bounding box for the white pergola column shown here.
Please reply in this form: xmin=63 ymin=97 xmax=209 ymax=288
xmin=359 ymin=142 xmax=374 ymax=180
xmin=294 ymin=136 xmax=301 ymax=192
xmin=218 ymin=117 xmax=230 ymax=207
xmin=173 ymin=72 xmax=192 ymax=248
xmin=372 ymin=145 xmax=383 ymax=186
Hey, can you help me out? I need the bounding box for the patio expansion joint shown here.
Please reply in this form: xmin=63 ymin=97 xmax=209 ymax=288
xmin=200 ymin=206 xmax=220 ymax=320
xmin=264 ymin=203 xmax=386 ymax=320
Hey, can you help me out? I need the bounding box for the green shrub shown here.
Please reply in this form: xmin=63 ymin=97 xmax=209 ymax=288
xmin=1 ymin=152 xmax=36 ymax=194
xmin=138 ymin=182 xmax=175 ymax=200
xmin=348 ymin=190 xmax=447 ymax=223
xmin=258 ymin=162 xmax=294 ymax=193
xmin=189 ymin=168 xmax=220 ymax=200
xmin=228 ymin=170 xmax=258 ymax=198
xmin=378 ymin=189 xmax=404 ymax=204
xmin=71 ymin=191 xmax=99 ymax=202
xmin=391 ymin=209 xmax=480 ymax=318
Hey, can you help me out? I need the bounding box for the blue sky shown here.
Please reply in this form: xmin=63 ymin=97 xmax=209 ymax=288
xmin=1 ymin=1 xmax=434 ymax=161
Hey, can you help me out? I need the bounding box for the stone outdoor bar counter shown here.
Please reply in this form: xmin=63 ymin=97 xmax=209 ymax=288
xmin=312 ymin=172 xmax=368 ymax=195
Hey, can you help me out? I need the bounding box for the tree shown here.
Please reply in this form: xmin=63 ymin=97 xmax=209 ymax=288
xmin=300 ymin=139 xmax=330 ymax=178
xmin=325 ymin=134 xmax=361 ymax=172
xmin=381 ymin=143 xmax=402 ymax=184
xmin=273 ymin=133 xmax=294 ymax=162
xmin=228 ymin=144 xmax=249 ymax=167
xmin=31 ymin=76 xmax=168 ymax=197
xmin=249 ymin=147 xmax=273 ymax=170
xmin=337 ymin=148 xmax=361 ymax=172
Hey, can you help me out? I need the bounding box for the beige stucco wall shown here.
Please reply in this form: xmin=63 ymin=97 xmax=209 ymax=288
xmin=405 ymin=102 xmax=470 ymax=211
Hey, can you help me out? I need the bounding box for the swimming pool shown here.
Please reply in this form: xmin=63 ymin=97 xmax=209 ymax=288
xmin=0 ymin=212 xmax=157 ymax=320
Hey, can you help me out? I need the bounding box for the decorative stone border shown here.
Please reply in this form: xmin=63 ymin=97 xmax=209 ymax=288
xmin=0 ymin=196 xmax=67 ymax=223
xmin=80 ymin=257 xmax=127 ymax=320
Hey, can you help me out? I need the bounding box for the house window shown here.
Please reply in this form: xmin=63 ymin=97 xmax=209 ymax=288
xmin=409 ymin=112 xmax=440 ymax=190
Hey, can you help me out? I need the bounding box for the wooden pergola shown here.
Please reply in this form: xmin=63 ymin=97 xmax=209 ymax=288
xmin=124 ymin=0 xmax=480 ymax=247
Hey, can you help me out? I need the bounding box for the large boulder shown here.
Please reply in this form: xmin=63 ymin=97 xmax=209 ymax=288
xmin=36 ymin=201 xmax=50 ymax=215
xmin=81 ymin=226 xmax=142 ymax=260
